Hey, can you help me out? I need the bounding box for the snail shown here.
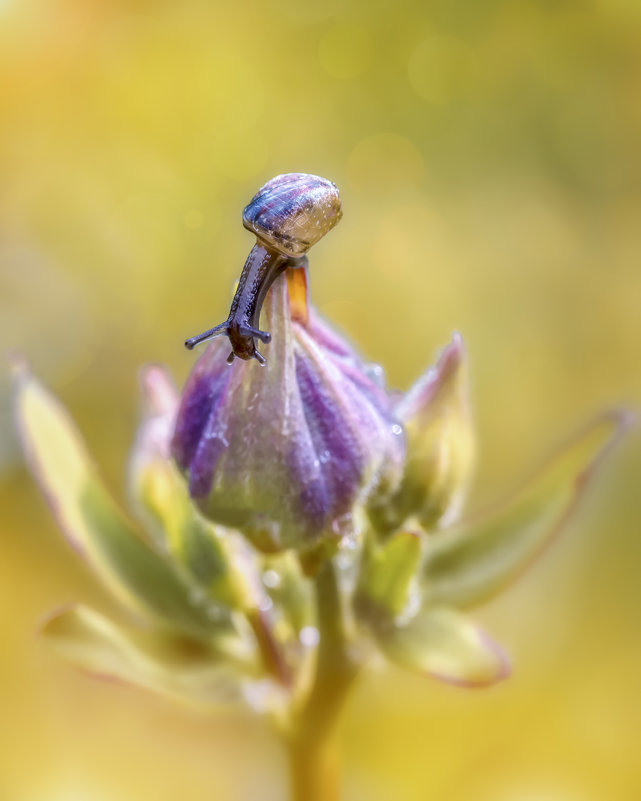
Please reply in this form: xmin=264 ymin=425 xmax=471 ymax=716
xmin=185 ymin=173 xmax=342 ymax=364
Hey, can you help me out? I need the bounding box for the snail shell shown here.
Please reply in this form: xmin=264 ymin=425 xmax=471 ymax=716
xmin=243 ymin=173 xmax=342 ymax=258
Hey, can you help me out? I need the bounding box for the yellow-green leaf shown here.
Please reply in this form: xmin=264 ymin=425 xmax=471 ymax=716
xmin=14 ymin=366 xmax=228 ymax=638
xmin=41 ymin=605 xmax=258 ymax=707
xmin=422 ymin=410 xmax=633 ymax=609
xmin=355 ymin=530 xmax=422 ymax=621
xmin=379 ymin=607 xmax=509 ymax=688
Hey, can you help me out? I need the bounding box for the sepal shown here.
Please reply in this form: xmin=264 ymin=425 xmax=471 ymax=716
xmin=41 ymin=604 xmax=258 ymax=707
xmin=376 ymin=607 xmax=509 ymax=688
xmin=354 ymin=530 xmax=422 ymax=622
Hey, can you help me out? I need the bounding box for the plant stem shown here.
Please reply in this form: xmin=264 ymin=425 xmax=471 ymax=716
xmin=287 ymin=559 xmax=359 ymax=801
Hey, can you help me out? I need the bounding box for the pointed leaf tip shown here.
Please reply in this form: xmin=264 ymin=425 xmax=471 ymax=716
xmin=41 ymin=605 xmax=251 ymax=707
xmin=379 ymin=607 xmax=510 ymax=688
xmin=422 ymin=409 xmax=633 ymax=610
xmin=138 ymin=364 xmax=178 ymax=418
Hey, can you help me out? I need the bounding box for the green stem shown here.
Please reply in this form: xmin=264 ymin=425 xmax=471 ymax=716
xmin=287 ymin=560 xmax=359 ymax=801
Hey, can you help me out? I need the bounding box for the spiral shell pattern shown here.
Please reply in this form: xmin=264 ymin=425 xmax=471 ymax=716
xmin=242 ymin=173 xmax=342 ymax=258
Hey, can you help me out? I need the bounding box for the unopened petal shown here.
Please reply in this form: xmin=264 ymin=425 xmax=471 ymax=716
xmin=368 ymin=333 xmax=475 ymax=535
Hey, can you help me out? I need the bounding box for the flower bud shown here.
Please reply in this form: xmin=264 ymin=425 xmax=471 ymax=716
xmin=367 ymin=334 xmax=475 ymax=535
xmin=172 ymin=269 xmax=404 ymax=552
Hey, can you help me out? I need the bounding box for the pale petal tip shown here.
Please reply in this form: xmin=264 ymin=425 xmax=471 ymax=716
xmin=398 ymin=332 xmax=468 ymax=419
xmin=430 ymin=631 xmax=511 ymax=689
xmin=138 ymin=364 xmax=178 ymax=418
xmin=434 ymin=332 xmax=466 ymax=382
xmin=37 ymin=603 xmax=77 ymax=638
xmin=8 ymin=351 xmax=29 ymax=380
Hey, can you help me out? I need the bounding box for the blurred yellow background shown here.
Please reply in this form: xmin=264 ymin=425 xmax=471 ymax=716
xmin=2 ymin=0 xmax=641 ymax=799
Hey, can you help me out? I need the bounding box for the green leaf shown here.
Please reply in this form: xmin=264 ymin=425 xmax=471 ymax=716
xmin=378 ymin=607 xmax=509 ymax=688
xmin=13 ymin=366 xmax=230 ymax=638
xmin=355 ymin=530 xmax=422 ymax=621
xmin=41 ymin=605 xmax=258 ymax=707
xmin=422 ymin=410 xmax=633 ymax=609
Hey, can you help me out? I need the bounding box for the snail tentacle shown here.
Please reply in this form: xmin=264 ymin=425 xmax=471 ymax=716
xmin=185 ymin=322 xmax=230 ymax=351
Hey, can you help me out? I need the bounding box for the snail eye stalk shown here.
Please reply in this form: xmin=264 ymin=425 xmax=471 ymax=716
xmin=184 ymin=323 xmax=229 ymax=351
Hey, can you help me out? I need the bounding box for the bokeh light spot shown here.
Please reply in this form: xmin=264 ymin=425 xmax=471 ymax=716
xmin=346 ymin=133 xmax=425 ymax=195
xmin=184 ymin=209 xmax=204 ymax=229
xmin=209 ymin=132 xmax=269 ymax=182
xmin=318 ymin=23 xmax=373 ymax=79
xmin=408 ymin=34 xmax=477 ymax=104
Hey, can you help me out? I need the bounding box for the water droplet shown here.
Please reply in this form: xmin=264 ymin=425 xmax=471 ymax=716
xmin=366 ymin=362 xmax=386 ymax=387
xmin=188 ymin=586 xmax=208 ymax=607
xmin=319 ymin=449 xmax=331 ymax=464
xmin=262 ymin=569 xmax=280 ymax=589
xmin=391 ymin=423 xmax=403 ymax=436
xmin=299 ymin=626 xmax=320 ymax=648
xmin=332 ymin=513 xmax=354 ymax=539
xmin=395 ymin=586 xmax=421 ymax=626
xmin=259 ymin=596 xmax=274 ymax=612
xmin=206 ymin=603 xmax=225 ymax=621
xmin=336 ymin=551 xmax=353 ymax=571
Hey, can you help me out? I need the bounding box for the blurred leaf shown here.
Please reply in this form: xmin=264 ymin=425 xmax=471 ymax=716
xmin=379 ymin=607 xmax=509 ymax=688
xmin=422 ymin=410 xmax=634 ymax=609
xmin=13 ymin=365 xmax=230 ymax=638
xmin=355 ymin=530 xmax=421 ymax=620
xmin=42 ymin=605 xmax=257 ymax=707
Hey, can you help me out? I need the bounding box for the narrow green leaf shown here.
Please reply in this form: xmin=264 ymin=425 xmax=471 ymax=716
xmin=422 ymin=410 xmax=634 ymax=609
xmin=378 ymin=607 xmax=509 ymax=688
xmin=13 ymin=366 xmax=229 ymax=638
xmin=41 ymin=605 xmax=258 ymax=707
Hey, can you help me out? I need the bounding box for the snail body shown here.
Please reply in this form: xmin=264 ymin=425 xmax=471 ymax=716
xmin=185 ymin=173 xmax=342 ymax=364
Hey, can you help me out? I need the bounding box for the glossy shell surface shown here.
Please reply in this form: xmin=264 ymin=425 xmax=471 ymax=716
xmin=242 ymin=173 xmax=342 ymax=258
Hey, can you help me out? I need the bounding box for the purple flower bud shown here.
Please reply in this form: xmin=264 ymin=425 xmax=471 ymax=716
xmin=172 ymin=269 xmax=404 ymax=551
